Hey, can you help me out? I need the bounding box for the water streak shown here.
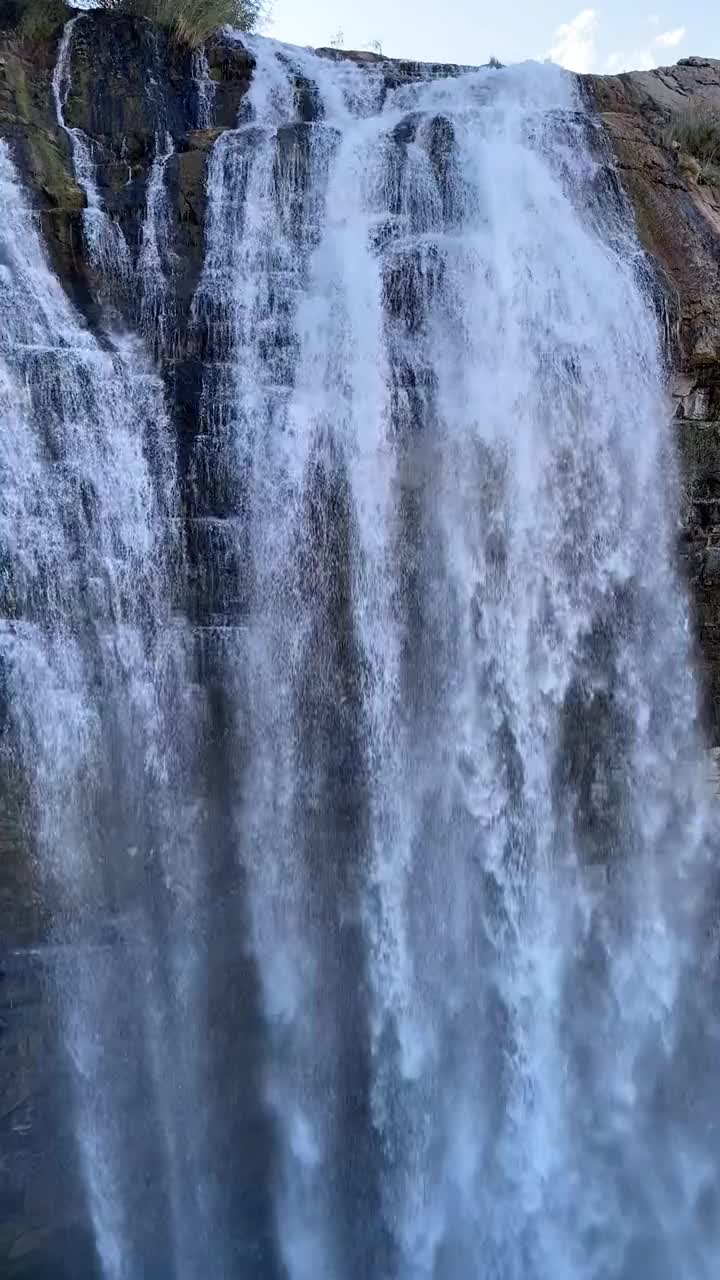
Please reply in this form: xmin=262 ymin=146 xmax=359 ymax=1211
xmin=192 ymin=47 xmax=217 ymax=129
xmin=53 ymin=17 xmax=132 ymax=282
xmin=54 ymin=16 xmax=175 ymax=342
xmin=140 ymin=131 xmax=176 ymax=349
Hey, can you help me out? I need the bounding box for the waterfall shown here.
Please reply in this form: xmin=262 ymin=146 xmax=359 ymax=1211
xmin=191 ymin=37 xmax=720 ymax=1280
xmin=0 ymin=138 xmax=223 ymax=1280
xmin=3 ymin=26 xmax=720 ymax=1280
xmin=53 ymin=17 xmax=132 ymax=282
xmin=140 ymin=131 xmax=175 ymax=348
xmin=192 ymin=47 xmax=216 ymax=129
xmin=54 ymin=16 xmax=173 ymax=343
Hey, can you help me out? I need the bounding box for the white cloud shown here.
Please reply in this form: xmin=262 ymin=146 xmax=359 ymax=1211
xmin=547 ymin=8 xmax=685 ymax=76
xmin=603 ymin=21 xmax=687 ymax=73
xmin=654 ymin=25 xmax=686 ymax=48
xmin=546 ymin=9 xmax=599 ymax=73
xmin=604 ymin=47 xmax=656 ymax=72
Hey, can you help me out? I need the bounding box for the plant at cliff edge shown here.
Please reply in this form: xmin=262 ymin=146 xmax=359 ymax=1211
xmin=98 ymin=0 xmax=263 ymax=47
xmin=665 ymin=105 xmax=720 ymax=185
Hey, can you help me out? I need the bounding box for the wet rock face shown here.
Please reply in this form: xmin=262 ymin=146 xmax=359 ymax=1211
xmin=57 ymin=13 xmax=247 ymax=282
xmin=587 ymin=58 xmax=720 ymax=735
xmin=0 ymin=771 xmax=97 ymax=1277
xmin=0 ymin=9 xmax=253 ymax=334
xmin=0 ymin=5 xmax=85 ymax=310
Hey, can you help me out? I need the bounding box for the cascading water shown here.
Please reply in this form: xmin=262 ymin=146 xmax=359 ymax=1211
xmin=192 ymin=36 xmax=720 ymax=1280
xmin=2 ymin=24 xmax=720 ymax=1280
xmin=0 ymin=136 xmax=225 ymax=1280
xmin=54 ymin=15 xmax=175 ymax=347
xmin=53 ymin=17 xmax=132 ymax=281
xmin=140 ymin=130 xmax=175 ymax=345
xmin=192 ymin=47 xmax=216 ymax=129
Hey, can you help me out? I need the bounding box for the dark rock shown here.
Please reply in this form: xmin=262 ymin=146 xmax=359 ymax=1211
xmin=703 ymin=547 xmax=720 ymax=582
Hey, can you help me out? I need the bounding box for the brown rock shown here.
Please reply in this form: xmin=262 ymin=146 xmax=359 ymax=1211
xmin=586 ymin=60 xmax=720 ymax=734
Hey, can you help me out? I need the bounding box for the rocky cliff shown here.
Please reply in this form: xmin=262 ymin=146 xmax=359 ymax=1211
xmin=587 ymin=59 xmax=720 ymax=736
xmin=1 ymin=10 xmax=720 ymax=1275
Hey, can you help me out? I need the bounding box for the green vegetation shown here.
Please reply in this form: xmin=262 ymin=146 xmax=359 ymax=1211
xmin=2 ymin=0 xmax=262 ymax=49
xmin=98 ymin=0 xmax=262 ymax=45
xmin=0 ymin=0 xmax=68 ymax=41
xmin=665 ymin=105 xmax=720 ymax=185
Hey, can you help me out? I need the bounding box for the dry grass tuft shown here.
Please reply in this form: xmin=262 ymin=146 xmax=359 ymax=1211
xmin=101 ymin=0 xmax=262 ymax=48
xmin=665 ymin=105 xmax=720 ymax=185
xmin=2 ymin=0 xmax=261 ymax=48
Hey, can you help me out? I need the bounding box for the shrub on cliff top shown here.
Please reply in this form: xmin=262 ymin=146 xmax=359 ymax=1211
xmin=97 ymin=0 xmax=262 ymax=46
xmin=665 ymin=105 xmax=720 ymax=185
xmin=1 ymin=0 xmax=261 ymax=46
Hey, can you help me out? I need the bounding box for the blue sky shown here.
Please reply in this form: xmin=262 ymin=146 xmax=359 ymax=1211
xmin=266 ymin=3 xmax=720 ymax=72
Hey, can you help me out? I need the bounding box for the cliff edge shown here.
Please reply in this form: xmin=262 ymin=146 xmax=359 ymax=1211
xmin=588 ymin=60 xmax=720 ymax=733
